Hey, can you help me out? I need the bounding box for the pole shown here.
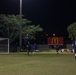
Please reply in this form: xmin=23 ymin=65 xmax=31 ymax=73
xmin=20 ymin=0 xmax=22 ymax=50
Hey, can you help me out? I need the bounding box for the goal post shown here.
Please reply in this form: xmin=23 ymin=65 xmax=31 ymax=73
xmin=0 ymin=38 xmax=9 ymax=54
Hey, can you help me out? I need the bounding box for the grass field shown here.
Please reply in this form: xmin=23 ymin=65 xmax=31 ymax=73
xmin=0 ymin=52 xmax=76 ymax=75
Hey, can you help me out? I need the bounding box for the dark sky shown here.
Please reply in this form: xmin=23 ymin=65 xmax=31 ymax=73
xmin=0 ymin=0 xmax=76 ymax=41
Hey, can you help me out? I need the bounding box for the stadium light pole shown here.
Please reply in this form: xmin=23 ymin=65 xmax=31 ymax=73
xmin=20 ymin=0 xmax=22 ymax=50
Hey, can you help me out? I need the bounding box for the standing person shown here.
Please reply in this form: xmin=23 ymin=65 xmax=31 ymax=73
xmin=27 ymin=41 xmax=31 ymax=55
xmin=23 ymin=38 xmax=28 ymax=50
xmin=56 ymin=44 xmax=60 ymax=54
xmin=72 ymin=38 xmax=76 ymax=60
xmin=34 ymin=43 xmax=37 ymax=51
xmin=32 ymin=43 xmax=37 ymax=54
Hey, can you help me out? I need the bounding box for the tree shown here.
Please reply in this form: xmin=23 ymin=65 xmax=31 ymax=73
xmin=0 ymin=14 xmax=8 ymax=37
xmin=67 ymin=22 xmax=76 ymax=40
xmin=23 ymin=25 xmax=43 ymax=39
xmin=0 ymin=14 xmax=43 ymax=44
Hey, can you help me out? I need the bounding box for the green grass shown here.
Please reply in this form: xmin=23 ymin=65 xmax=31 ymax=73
xmin=0 ymin=52 xmax=76 ymax=75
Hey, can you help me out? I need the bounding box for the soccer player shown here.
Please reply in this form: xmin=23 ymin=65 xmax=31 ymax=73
xmin=72 ymin=38 xmax=76 ymax=60
xmin=56 ymin=44 xmax=60 ymax=54
xmin=27 ymin=41 xmax=31 ymax=55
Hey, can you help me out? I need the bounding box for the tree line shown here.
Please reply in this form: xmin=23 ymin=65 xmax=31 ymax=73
xmin=67 ymin=22 xmax=76 ymax=41
xmin=0 ymin=14 xmax=76 ymax=45
xmin=0 ymin=14 xmax=43 ymax=45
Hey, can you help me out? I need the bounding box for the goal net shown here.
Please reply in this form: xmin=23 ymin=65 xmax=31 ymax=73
xmin=0 ymin=38 xmax=9 ymax=54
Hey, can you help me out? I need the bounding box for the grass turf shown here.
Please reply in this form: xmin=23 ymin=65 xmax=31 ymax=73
xmin=0 ymin=52 xmax=76 ymax=75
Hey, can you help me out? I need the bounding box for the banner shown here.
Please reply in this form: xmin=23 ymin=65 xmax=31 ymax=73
xmin=47 ymin=37 xmax=63 ymax=45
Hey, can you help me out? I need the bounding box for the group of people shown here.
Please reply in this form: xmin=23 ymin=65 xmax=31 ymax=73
xmin=26 ymin=42 xmax=60 ymax=55
xmin=23 ymin=38 xmax=76 ymax=60
xmin=26 ymin=42 xmax=37 ymax=55
xmin=55 ymin=38 xmax=76 ymax=60
xmin=24 ymin=39 xmax=37 ymax=55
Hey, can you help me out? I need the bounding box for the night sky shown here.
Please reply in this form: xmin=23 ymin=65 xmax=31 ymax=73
xmin=0 ymin=0 xmax=76 ymax=43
